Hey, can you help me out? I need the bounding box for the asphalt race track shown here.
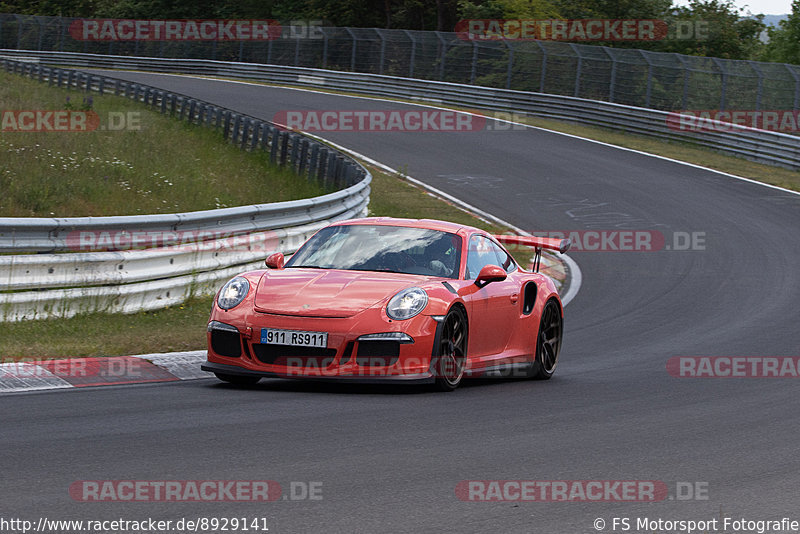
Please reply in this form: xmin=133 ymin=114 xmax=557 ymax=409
xmin=2 ymin=70 xmax=799 ymax=533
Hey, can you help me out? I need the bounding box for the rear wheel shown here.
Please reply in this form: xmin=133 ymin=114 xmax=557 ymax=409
xmin=529 ymin=299 xmax=562 ymax=380
xmin=214 ymin=373 xmax=261 ymax=386
xmin=434 ymin=307 xmax=468 ymax=391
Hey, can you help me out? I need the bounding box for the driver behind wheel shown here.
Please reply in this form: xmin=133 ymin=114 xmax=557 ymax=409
xmin=427 ymin=234 xmax=459 ymax=277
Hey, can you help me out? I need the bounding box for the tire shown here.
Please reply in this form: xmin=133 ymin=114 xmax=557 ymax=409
xmin=214 ymin=373 xmax=261 ymax=386
xmin=433 ymin=306 xmax=468 ymax=391
xmin=529 ymin=299 xmax=563 ymax=380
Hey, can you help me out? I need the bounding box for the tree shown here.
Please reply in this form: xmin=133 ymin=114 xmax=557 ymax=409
xmin=763 ymin=0 xmax=800 ymax=64
xmin=654 ymin=0 xmax=765 ymax=59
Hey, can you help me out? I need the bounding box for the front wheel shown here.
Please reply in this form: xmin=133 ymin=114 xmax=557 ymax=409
xmin=433 ymin=307 xmax=468 ymax=391
xmin=529 ymin=299 xmax=562 ymax=380
xmin=214 ymin=373 xmax=261 ymax=386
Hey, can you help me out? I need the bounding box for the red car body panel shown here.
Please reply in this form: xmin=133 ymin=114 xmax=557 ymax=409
xmin=202 ymin=217 xmax=564 ymax=384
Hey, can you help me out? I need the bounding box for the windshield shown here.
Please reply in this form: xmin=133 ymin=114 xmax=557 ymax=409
xmin=285 ymin=224 xmax=462 ymax=278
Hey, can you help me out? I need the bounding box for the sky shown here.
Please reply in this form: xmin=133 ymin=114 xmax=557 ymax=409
xmin=673 ymin=0 xmax=792 ymax=15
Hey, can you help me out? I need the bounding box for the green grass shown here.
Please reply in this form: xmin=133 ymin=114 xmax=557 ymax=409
xmin=1 ymin=297 xmax=214 ymax=360
xmin=0 ymin=70 xmax=324 ymax=217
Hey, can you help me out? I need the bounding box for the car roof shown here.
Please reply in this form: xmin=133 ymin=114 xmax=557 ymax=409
xmin=331 ymin=217 xmax=485 ymax=236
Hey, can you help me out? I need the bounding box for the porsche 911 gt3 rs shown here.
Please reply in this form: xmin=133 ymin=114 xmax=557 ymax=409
xmin=201 ymin=217 xmax=569 ymax=391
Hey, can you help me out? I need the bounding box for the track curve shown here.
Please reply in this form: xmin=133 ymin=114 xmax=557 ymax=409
xmin=2 ymin=70 xmax=799 ymax=533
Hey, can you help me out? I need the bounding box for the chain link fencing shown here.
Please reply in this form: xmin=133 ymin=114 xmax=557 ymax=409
xmin=2 ymin=13 xmax=799 ymax=113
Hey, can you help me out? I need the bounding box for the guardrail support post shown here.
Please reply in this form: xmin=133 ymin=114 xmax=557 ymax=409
xmin=191 ymin=99 xmax=200 ymax=123
xmin=280 ymin=132 xmax=291 ymax=166
xmin=298 ymin=138 xmax=309 ymax=174
xmin=270 ymin=128 xmax=280 ymax=163
xmin=240 ymin=118 xmax=250 ymax=149
xmin=308 ymin=143 xmax=320 ymax=181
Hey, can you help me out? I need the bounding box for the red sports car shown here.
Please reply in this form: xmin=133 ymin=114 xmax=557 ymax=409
xmin=201 ymin=217 xmax=569 ymax=391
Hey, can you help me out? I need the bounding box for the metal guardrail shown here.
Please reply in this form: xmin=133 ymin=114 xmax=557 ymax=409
xmin=0 ymin=57 xmax=371 ymax=321
xmin=3 ymin=50 xmax=799 ymax=170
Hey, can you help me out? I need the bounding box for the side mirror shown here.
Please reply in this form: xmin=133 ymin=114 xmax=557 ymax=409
xmin=265 ymin=252 xmax=285 ymax=269
xmin=475 ymin=264 xmax=506 ymax=287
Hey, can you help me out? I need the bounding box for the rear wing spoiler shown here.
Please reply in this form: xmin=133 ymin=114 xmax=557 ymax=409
xmin=493 ymin=235 xmax=571 ymax=254
xmin=493 ymin=234 xmax=571 ymax=273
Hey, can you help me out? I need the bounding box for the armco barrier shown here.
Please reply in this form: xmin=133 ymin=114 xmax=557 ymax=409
xmin=0 ymin=58 xmax=371 ymax=321
xmin=2 ymin=50 xmax=799 ymax=170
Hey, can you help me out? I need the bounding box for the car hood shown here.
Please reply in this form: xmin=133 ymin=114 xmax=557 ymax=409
xmin=254 ymin=268 xmax=431 ymax=317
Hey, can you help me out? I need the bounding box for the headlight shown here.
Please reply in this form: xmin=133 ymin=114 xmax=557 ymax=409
xmin=217 ymin=276 xmax=250 ymax=310
xmin=386 ymin=287 xmax=428 ymax=320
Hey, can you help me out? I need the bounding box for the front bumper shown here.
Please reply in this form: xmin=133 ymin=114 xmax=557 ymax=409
xmin=204 ymin=309 xmax=443 ymax=382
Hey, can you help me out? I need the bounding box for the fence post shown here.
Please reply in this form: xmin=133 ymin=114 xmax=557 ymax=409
xmin=15 ymin=14 xmax=22 ymax=50
xmin=504 ymin=41 xmax=514 ymax=90
xmin=435 ymin=31 xmax=448 ymax=80
xmin=602 ymin=47 xmax=616 ymax=103
xmin=639 ymin=50 xmax=654 ymax=108
xmin=674 ymin=54 xmax=689 ymax=110
xmin=470 ymin=41 xmax=478 ymax=85
xmin=712 ymin=57 xmax=727 ymax=111
xmin=345 ymin=27 xmax=357 ymax=71
xmin=749 ymin=61 xmax=763 ymax=112
xmin=320 ymin=27 xmax=330 ymax=69
xmin=535 ymin=41 xmax=547 ymax=93
xmin=786 ymin=64 xmax=800 ymax=112
xmin=569 ymin=43 xmax=582 ymax=98
xmin=378 ymin=29 xmax=386 ymax=75
xmin=59 ymin=18 xmax=66 ymax=52
xmin=403 ymin=29 xmax=416 ymax=78
xmin=37 ymin=19 xmax=44 ymax=50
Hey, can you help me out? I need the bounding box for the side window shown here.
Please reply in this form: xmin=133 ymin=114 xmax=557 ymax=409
xmin=466 ymin=235 xmax=517 ymax=278
xmin=491 ymin=240 xmax=517 ymax=273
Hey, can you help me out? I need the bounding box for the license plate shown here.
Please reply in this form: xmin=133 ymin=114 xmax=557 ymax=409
xmin=261 ymin=328 xmax=328 ymax=348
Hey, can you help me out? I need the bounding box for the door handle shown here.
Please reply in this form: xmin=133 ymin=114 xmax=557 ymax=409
xmin=510 ymin=293 xmax=519 ymax=303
